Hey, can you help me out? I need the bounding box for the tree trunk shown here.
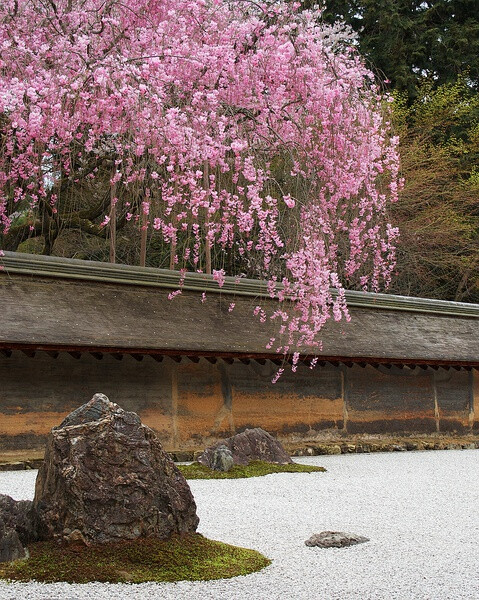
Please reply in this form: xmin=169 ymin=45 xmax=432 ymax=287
xmin=140 ymin=208 xmax=147 ymax=267
xmin=109 ymin=181 xmax=117 ymax=264
xmin=204 ymin=161 xmax=212 ymax=275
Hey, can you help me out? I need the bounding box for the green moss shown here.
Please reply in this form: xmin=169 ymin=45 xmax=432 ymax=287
xmin=178 ymin=460 xmax=326 ymax=479
xmin=0 ymin=534 xmax=270 ymax=584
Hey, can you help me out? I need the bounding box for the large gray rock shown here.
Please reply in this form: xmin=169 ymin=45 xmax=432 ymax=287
xmin=0 ymin=517 xmax=25 ymax=563
xmin=198 ymin=427 xmax=292 ymax=467
xmin=33 ymin=393 xmax=199 ymax=544
xmin=305 ymin=531 xmax=369 ymax=548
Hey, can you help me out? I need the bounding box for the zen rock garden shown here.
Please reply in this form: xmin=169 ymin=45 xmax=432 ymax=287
xmin=0 ymin=393 xmax=347 ymax=583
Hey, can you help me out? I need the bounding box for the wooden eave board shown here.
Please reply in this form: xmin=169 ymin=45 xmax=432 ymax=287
xmin=1 ymin=270 xmax=479 ymax=364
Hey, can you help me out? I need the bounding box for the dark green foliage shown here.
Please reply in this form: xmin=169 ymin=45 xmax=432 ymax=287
xmin=179 ymin=460 xmax=326 ymax=479
xmin=0 ymin=534 xmax=271 ymax=584
xmin=311 ymin=0 xmax=479 ymax=101
xmin=388 ymin=77 xmax=479 ymax=302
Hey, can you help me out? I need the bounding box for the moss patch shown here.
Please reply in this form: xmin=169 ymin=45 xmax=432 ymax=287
xmin=179 ymin=460 xmax=326 ymax=479
xmin=0 ymin=534 xmax=271 ymax=584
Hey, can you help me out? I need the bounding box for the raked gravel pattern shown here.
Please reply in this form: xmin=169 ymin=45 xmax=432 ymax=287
xmin=1 ymin=450 xmax=479 ymax=600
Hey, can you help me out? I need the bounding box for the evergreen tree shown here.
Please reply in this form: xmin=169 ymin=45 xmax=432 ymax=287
xmin=316 ymin=0 xmax=479 ymax=100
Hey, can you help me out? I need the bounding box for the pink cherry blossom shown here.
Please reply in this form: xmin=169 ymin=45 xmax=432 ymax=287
xmin=0 ymin=0 xmax=400 ymax=368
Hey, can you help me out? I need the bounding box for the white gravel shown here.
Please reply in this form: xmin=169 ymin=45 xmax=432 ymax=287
xmin=1 ymin=450 xmax=479 ymax=600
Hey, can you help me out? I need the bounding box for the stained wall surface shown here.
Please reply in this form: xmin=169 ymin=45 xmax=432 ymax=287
xmin=0 ymin=352 xmax=474 ymax=451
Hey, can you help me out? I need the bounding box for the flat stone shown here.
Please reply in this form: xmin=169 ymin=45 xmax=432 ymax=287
xmin=33 ymin=394 xmax=199 ymax=544
xmin=198 ymin=428 xmax=292 ymax=467
xmin=305 ymin=531 xmax=369 ymax=548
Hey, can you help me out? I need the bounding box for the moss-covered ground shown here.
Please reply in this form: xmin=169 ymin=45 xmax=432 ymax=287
xmin=0 ymin=534 xmax=271 ymax=584
xmin=178 ymin=460 xmax=326 ymax=479
xmin=0 ymin=461 xmax=323 ymax=583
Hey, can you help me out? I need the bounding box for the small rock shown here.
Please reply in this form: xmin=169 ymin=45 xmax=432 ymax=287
xmin=198 ymin=428 xmax=292 ymax=467
xmin=316 ymin=445 xmax=342 ymax=455
xmin=305 ymin=531 xmax=369 ymax=548
xmin=405 ymin=442 xmax=419 ymax=451
xmin=64 ymin=529 xmax=88 ymax=545
xmin=211 ymin=445 xmax=234 ymax=472
xmin=291 ymin=448 xmax=307 ymax=457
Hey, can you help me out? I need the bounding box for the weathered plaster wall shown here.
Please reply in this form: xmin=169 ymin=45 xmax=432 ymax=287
xmin=0 ymin=352 xmax=474 ymax=451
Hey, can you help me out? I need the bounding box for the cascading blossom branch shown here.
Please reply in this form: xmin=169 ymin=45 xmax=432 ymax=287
xmin=0 ymin=0 xmax=400 ymax=361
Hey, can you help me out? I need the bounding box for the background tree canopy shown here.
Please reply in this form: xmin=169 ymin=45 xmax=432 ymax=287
xmin=389 ymin=76 xmax=479 ymax=302
xmin=319 ymin=0 xmax=479 ymax=101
